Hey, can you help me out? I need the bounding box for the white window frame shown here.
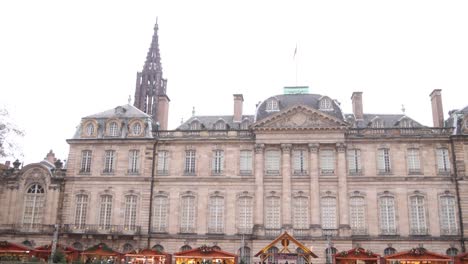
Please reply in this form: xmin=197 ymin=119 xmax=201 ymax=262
xmin=407 ymin=148 xmax=421 ymax=174
xmin=266 ymin=99 xmax=279 ymax=111
xmin=409 ymin=195 xmax=427 ymax=235
xmin=124 ymin=195 xmax=138 ymax=230
xmin=86 ymin=123 xmax=94 ymax=136
xmin=347 ymin=149 xmax=361 ymax=175
xmin=74 ymin=194 xmax=88 ymax=229
xmin=128 ymin=150 xmax=139 ymax=174
xmin=180 ymin=195 xmax=196 ymax=233
xmin=80 ymin=150 xmax=92 ymax=173
xmin=132 ymin=123 xmax=142 ymax=135
xmin=99 ymin=195 xmax=113 ymax=230
xmin=212 ymin=150 xmax=224 ymax=175
xmin=320 ymin=149 xmax=335 ymax=175
xmin=292 ymin=149 xmax=308 ymax=175
xmin=379 ymin=196 xmax=396 ymax=235
xmin=237 ymin=196 xmax=253 ymax=234
xmin=153 ymin=195 xmax=169 ymax=232
xmin=208 ymin=195 xmax=224 ymax=234
xmin=293 ymin=196 xmax=309 ymax=229
xmin=185 ymin=150 xmax=196 ymax=174
xmin=378 ymin=148 xmax=391 ymax=174
xmin=157 ymin=150 xmax=169 ymax=175
xmin=319 ymin=98 xmax=332 ymax=110
xmin=22 ymin=184 xmax=45 ymax=227
xmin=104 ymin=150 xmax=115 ymax=173
xmin=109 ymin=122 xmax=118 ymax=136
xmin=439 ymin=195 xmax=458 ymax=235
xmin=239 ymin=150 xmax=253 ymax=175
xmin=265 ymin=149 xmax=281 ymax=175
xmin=436 ymin=148 xmax=451 ymax=174
xmin=265 ymin=196 xmax=281 ymax=229
xmin=321 ymin=196 xmax=337 ymax=229
xmin=349 ymin=196 xmax=366 ymax=235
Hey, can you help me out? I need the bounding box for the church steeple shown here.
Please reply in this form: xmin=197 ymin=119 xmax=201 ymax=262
xmin=134 ymin=18 xmax=169 ymax=129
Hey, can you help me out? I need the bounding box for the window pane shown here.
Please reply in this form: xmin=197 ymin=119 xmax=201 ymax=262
xmin=320 ymin=150 xmax=335 ymax=174
xmin=153 ymin=196 xmax=168 ymax=232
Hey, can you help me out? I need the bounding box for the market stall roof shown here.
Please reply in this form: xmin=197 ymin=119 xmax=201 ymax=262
xmin=81 ymin=243 xmax=121 ymax=256
xmin=0 ymin=241 xmax=33 ymax=254
xmin=334 ymin=247 xmax=380 ymax=261
xmin=34 ymin=243 xmax=80 ymax=253
xmin=384 ymin=248 xmax=451 ymax=262
xmin=453 ymin=252 xmax=468 ymax=264
xmin=174 ymin=245 xmax=237 ymax=259
xmin=254 ymin=232 xmax=318 ymax=258
xmin=125 ymin=249 xmax=169 ymax=257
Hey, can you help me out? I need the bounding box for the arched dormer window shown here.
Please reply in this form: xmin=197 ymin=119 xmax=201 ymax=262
xmin=108 ymin=121 xmax=119 ymax=136
xmin=266 ymin=99 xmax=279 ymax=111
xmin=400 ymin=118 xmax=412 ymax=128
xmin=190 ymin=120 xmax=200 ymax=130
xmin=241 ymin=120 xmax=250 ymax=130
xmin=319 ymin=98 xmax=333 ymax=111
xmin=372 ymin=119 xmax=384 ymax=128
xmin=214 ymin=120 xmax=226 ymax=130
xmin=132 ymin=122 xmax=142 ymax=135
xmin=86 ymin=123 xmax=95 ymax=136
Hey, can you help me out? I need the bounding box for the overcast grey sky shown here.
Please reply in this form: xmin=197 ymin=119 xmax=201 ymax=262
xmin=1 ymin=0 xmax=467 ymax=164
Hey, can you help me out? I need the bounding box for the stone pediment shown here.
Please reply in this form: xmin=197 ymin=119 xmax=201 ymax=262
xmin=253 ymin=105 xmax=348 ymax=130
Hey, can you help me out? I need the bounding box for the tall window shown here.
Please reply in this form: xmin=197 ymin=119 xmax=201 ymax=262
xmin=124 ymin=195 xmax=138 ymax=230
xmin=184 ymin=150 xmax=196 ymax=174
xmin=292 ymin=150 xmax=308 ymax=175
xmin=325 ymin=247 xmax=337 ymax=264
xmin=320 ymin=149 xmax=335 ymax=175
xmin=74 ymin=194 xmax=88 ymax=229
xmin=436 ymin=148 xmax=451 ymax=174
xmin=238 ymin=246 xmax=251 ymax=264
xmin=22 ymin=184 xmax=45 ymax=227
xmin=407 ymin=148 xmax=421 ymax=174
xmin=214 ymin=121 xmax=225 ymax=130
xmin=240 ymin=150 xmax=253 ymax=175
xmin=208 ymin=196 xmax=224 ymax=233
xmin=447 ymin=248 xmax=459 ymax=257
xmin=347 ymin=149 xmax=361 ymax=175
xmin=379 ymin=196 xmax=396 ymax=234
xmin=157 ymin=151 xmax=169 ymax=175
xmin=153 ymin=195 xmax=169 ymax=232
xmin=293 ymin=196 xmax=309 ymax=229
xmin=267 ymin=247 xmax=279 ymax=263
xmin=80 ymin=150 xmax=92 ymax=173
xmin=180 ymin=195 xmax=196 ymax=233
xmin=321 ymin=197 xmax=337 ymax=229
xmin=265 ymin=150 xmax=280 ymax=175
xmin=350 ymin=196 xmax=366 ymax=235
xmin=296 ymin=248 xmax=306 ymax=264
xmin=237 ymin=196 xmax=253 ymax=234
xmin=128 ymin=150 xmax=139 ymax=174
xmin=265 ymin=196 xmax=281 ymax=229
xmin=99 ymin=195 xmax=112 ymax=229
xmin=212 ymin=150 xmax=224 ymax=174
xmin=440 ymin=195 xmax=458 ymax=235
xmin=378 ymin=148 xmax=391 ymax=174
xmin=109 ymin=122 xmax=118 ymax=136
xmin=409 ymin=196 xmax=427 ymax=235
xmin=104 ymin=150 xmax=115 ymax=173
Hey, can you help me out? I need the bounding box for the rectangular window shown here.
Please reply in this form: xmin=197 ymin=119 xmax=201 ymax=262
xmin=153 ymin=196 xmax=168 ymax=232
xmin=347 ymin=149 xmax=361 ymax=175
xmin=74 ymin=194 xmax=88 ymax=229
xmin=265 ymin=150 xmax=280 ymax=175
xmin=350 ymin=197 xmax=366 ymax=235
xmin=208 ymin=196 xmax=224 ymax=233
xmin=293 ymin=197 xmax=309 ymax=229
xmin=238 ymin=196 xmax=253 ymax=234
xmin=407 ymin=148 xmax=421 ymax=174
xmin=240 ymin=150 xmax=253 ymax=175
xmin=180 ymin=196 xmax=196 ymax=233
xmin=409 ymin=196 xmax=427 ymax=235
xmin=124 ymin=195 xmax=138 ymax=231
xmin=265 ymin=197 xmax=281 ymax=229
xmin=292 ymin=150 xmax=308 ymax=175
xmin=377 ymin=148 xmax=391 ymax=174
xmin=184 ymin=150 xmax=196 ymax=175
xmin=104 ymin=150 xmax=115 ymax=173
xmin=440 ymin=196 xmax=458 ymax=235
xmin=99 ymin=195 xmax=112 ymax=229
xmin=212 ymin=150 xmax=224 ymax=175
xmin=321 ymin=197 xmax=337 ymax=229
xmin=379 ymin=196 xmax=396 ymax=234
xmin=436 ymin=148 xmax=451 ymax=174
xmin=320 ymin=149 xmax=335 ymax=175
xmin=80 ymin=150 xmax=92 ymax=173
xmin=157 ymin=151 xmax=169 ymax=175
xmin=128 ymin=150 xmax=139 ymax=174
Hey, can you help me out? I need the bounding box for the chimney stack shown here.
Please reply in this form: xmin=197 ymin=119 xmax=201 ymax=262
xmin=233 ymin=94 xmax=244 ymax=123
xmin=46 ymin=150 xmax=56 ymax=164
xmin=430 ymin=89 xmax=444 ymax=127
xmin=351 ymin=92 xmax=364 ymax=120
xmin=156 ymin=95 xmax=170 ymax=130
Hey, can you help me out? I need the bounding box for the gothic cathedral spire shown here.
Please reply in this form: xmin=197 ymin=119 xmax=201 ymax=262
xmin=134 ymin=18 xmax=169 ymax=129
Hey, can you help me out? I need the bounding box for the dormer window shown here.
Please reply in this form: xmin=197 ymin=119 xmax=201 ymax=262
xmin=372 ymin=119 xmax=384 ymax=128
xmin=241 ymin=120 xmax=250 ymax=130
xmin=85 ymin=123 xmax=95 ymax=136
xmin=109 ymin=122 xmax=118 ymax=136
xmin=190 ymin=121 xmax=200 ymax=130
xmin=266 ymin=99 xmax=279 ymax=111
xmin=400 ymin=119 xmax=412 ymax=128
xmin=319 ymin=98 xmax=333 ymax=111
xmin=214 ymin=121 xmax=226 ymax=130
xmin=132 ymin=123 xmax=142 ymax=135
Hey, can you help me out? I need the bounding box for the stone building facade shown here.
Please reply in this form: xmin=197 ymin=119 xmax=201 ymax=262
xmin=1 ymin=21 xmax=468 ymax=264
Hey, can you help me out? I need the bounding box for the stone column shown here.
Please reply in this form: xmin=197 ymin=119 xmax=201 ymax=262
xmin=336 ymin=143 xmax=350 ymax=236
xmin=281 ymin=144 xmax=292 ymax=230
xmin=309 ymin=143 xmax=321 ymax=236
xmin=253 ymin=144 xmax=265 ymax=235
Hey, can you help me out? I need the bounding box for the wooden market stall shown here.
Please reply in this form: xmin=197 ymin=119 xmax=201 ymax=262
xmin=453 ymin=252 xmax=468 ymax=264
xmin=384 ymin=248 xmax=451 ymax=264
xmin=333 ymin=247 xmax=380 ymax=264
xmin=0 ymin=241 xmax=33 ymax=262
xmin=81 ymin=243 xmax=122 ymax=264
xmin=254 ymin=232 xmax=318 ymax=264
xmin=174 ymin=245 xmax=237 ymax=264
xmin=34 ymin=243 xmax=81 ymax=262
xmin=125 ymin=248 xmax=171 ymax=264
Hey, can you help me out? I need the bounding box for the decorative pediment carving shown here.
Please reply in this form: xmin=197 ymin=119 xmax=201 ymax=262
xmin=253 ymin=105 xmax=347 ymax=130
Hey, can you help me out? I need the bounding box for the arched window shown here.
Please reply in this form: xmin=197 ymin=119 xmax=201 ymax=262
xmin=296 ymin=248 xmax=306 ymax=264
xmin=74 ymin=194 xmax=88 ymax=229
xmin=180 ymin=245 xmax=192 ymax=252
xmin=320 ymin=98 xmax=332 ymax=110
xmin=321 ymin=196 xmax=337 ymax=229
xmin=440 ymin=195 xmax=458 ymax=235
xmin=265 ymin=196 xmax=281 ymax=230
xmin=384 ymin=247 xmax=396 ymax=256
xmin=72 ymin=242 xmax=83 ymax=251
xmin=293 ymin=196 xmax=309 ymax=229
xmin=22 ymin=240 xmax=33 ymax=247
xmin=350 ymin=196 xmax=366 ymax=235
xmin=212 ymin=245 xmax=221 ymax=251
xmin=124 ymin=195 xmax=138 ymax=230
xmin=180 ymin=195 xmax=196 ymax=233
xmin=85 ymin=123 xmax=94 ymax=136
xmin=214 ymin=121 xmax=226 ymax=130
xmin=446 ymin=247 xmax=458 ymax=256
xmin=153 ymin=195 xmax=169 ymax=232
xmin=238 ymin=246 xmax=251 ymax=264
xmin=409 ymin=195 xmax=427 ymax=235
xmin=122 ymin=243 xmax=134 ymax=253
xmin=379 ymin=195 xmax=396 ymax=235
xmin=208 ymin=195 xmax=224 ymax=234
xmin=267 ymin=246 xmax=279 ymax=263
xmin=109 ymin=122 xmax=118 ymax=136
xmin=99 ymin=195 xmax=112 ymax=229
xmin=152 ymin=244 xmax=164 ymax=253
xmin=23 ymin=184 xmax=45 ymax=227
xmin=325 ymin=247 xmax=337 ymax=264
xmin=237 ymin=195 xmax=253 ymax=234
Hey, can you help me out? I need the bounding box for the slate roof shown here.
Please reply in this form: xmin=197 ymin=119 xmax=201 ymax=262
xmin=345 ymin=113 xmax=424 ymax=128
xmin=255 ymin=94 xmax=345 ymax=122
xmin=445 ymin=105 xmax=468 ymax=135
xmin=177 ymin=115 xmax=255 ymax=130
xmin=84 ymin=104 xmax=151 ymax=119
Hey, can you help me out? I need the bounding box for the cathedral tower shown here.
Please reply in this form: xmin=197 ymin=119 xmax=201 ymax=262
xmin=134 ymin=19 xmax=169 ymax=130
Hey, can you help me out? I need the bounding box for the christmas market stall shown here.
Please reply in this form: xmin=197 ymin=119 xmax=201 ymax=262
xmin=254 ymin=232 xmax=318 ymax=264
xmin=384 ymin=248 xmax=451 ymax=264
xmin=453 ymin=252 xmax=468 ymax=264
xmin=334 ymin=247 xmax=380 ymax=264
xmin=125 ymin=248 xmax=171 ymax=264
xmin=81 ymin=243 xmax=122 ymax=264
xmin=174 ymin=245 xmax=237 ymax=264
xmin=0 ymin=241 xmax=33 ymax=261
xmin=33 ymin=243 xmax=81 ymax=262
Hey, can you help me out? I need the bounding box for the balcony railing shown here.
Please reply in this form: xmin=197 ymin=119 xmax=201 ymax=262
xmin=293 ymin=229 xmax=309 ymax=237
xmin=156 ymin=130 xmax=253 ymax=139
xmin=179 ymin=227 xmax=196 ymax=234
xmin=380 ymin=228 xmax=398 ymax=235
xmin=237 ymin=228 xmax=253 ymax=235
xmin=264 ymin=228 xmax=282 ymax=237
xmin=207 ymin=227 xmax=224 ymax=234
xmin=410 ymin=228 xmax=429 ymax=235
xmin=347 ymin=127 xmax=453 ymax=137
xmin=321 ymin=169 xmax=335 ymax=175
xmin=0 ymin=224 xmax=55 ymax=234
xmin=348 ymin=169 xmax=362 ymax=176
xmin=293 ymin=170 xmax=308 ymax=176
xmin=351 ymin=228 xmax=368 ymax=236
xmin=61 ymin=224 xmax=141 ymax=235
xmin=441 ymin=229 xmax=459 ymax=236
xmin=322 ymin=229 xmax=339 ymax=237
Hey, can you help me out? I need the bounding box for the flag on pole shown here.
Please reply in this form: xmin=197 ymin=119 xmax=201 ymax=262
xmin=293 ymin=44 xmax=297 ymax=59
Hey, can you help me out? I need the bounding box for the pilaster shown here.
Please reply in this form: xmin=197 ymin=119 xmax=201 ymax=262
xmin=253 ymin=143 xmax=265 ymax=234
xmin=281 ymin=144 xmax=292 ymax=229
xmin=336 ymin=142 xmax=350 ymax=236
xmin=309 ymin=143 xmax=321 ymax=236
